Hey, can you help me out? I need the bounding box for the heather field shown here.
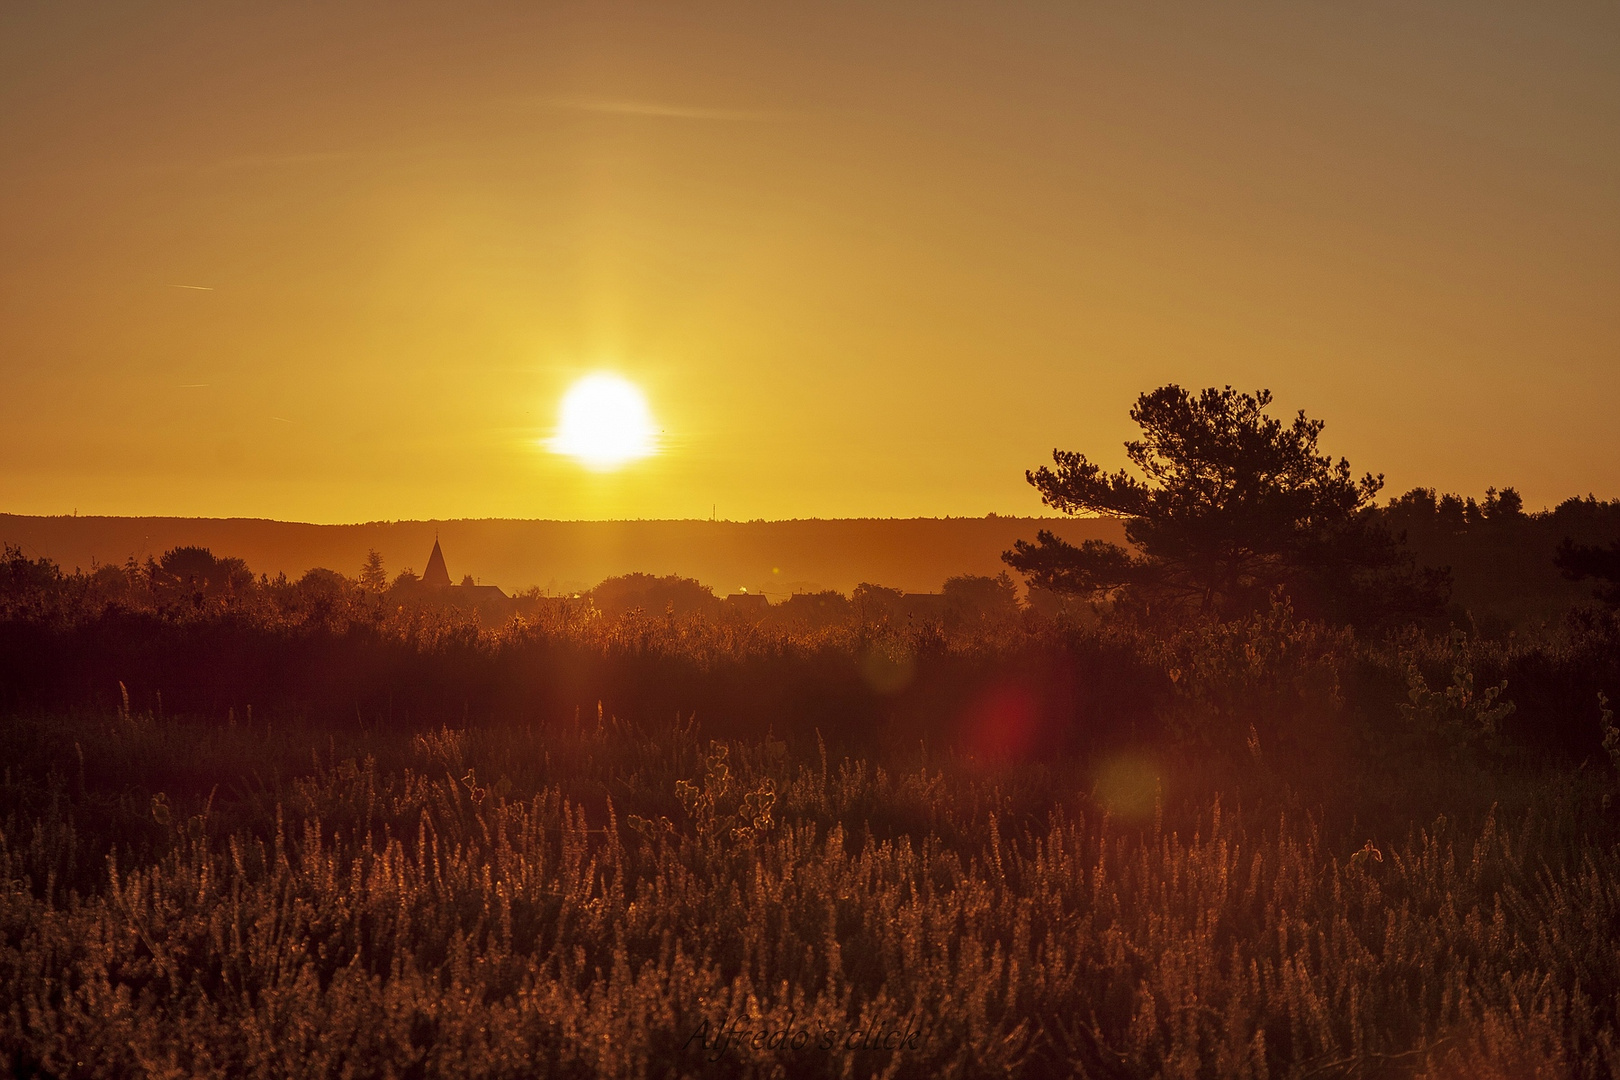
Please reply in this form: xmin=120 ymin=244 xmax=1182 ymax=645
xmin=3 ymin=566 xmax=1620 ymax=1078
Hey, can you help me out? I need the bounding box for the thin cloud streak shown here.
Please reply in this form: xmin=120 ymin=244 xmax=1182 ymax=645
xmin=536 ymin=97 xmax=787 ymax=122
xmin=207 ymin=150 xmax=358 ymax=172
xmin=164 ymin=284 xmax=214 ymax=291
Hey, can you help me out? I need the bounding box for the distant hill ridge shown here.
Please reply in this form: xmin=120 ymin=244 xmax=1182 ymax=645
xmin=0 ymin=515 xmax=1126 ymax=600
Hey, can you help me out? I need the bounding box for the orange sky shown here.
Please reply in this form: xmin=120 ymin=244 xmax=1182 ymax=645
xmin=2 ymin=2 xmax=1616 ymax=522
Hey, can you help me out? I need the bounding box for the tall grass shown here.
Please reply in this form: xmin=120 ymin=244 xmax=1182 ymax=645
xmin=2 ymin=709 xmax=1617 ymax=1079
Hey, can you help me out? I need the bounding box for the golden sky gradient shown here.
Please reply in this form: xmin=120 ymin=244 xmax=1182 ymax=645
xmin=2 ymin=2 xmax=1616 ymax=521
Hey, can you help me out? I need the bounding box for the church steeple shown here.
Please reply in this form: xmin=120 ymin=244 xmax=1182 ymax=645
xmin=422 ymin=535 xmax=451 ymax=587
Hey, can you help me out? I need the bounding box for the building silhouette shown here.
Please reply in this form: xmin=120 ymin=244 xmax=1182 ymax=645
xmin=413 ymin=537 xmax=508 ymax=604
xmin=422 ymin=537 xmax=452 ymax=588
xmin=722 ymin=591 xmax=770 ymax=619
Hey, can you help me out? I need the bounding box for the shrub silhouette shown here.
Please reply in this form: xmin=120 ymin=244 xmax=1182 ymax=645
xmin=589 ymin=572 xmax=719 ymax=618
xmin=1557 ymin=536 xmax=1620 ymax=607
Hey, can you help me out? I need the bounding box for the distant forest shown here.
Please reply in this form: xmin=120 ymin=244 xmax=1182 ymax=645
xmin=4 ymin=491 xmax=1619 ymax=635
xmin=1384 ymin=488 xmax=1620 ymax=632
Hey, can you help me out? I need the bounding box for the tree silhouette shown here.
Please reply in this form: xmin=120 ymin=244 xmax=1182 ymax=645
xmin=1556 ymin=537 xmax=1620 ymax=607
xmin=153 ymin=546 xmax=253 ymax=604
xmin=1005 ymin=385 xmax=1444 ymax=622
xmin=942 ymin=572 xmax=1020 ymax=628
xmin=359 ymin=549 xmax=388 ymax=593
xmin=588 ymin=573 xmax=718 ymax=619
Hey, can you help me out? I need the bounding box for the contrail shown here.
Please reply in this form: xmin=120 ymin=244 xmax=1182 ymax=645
xmin=270 ymin=416 xmax=296 ymax=424
xmin=164 ymin=284 xmax=215 ymax=291
xmin=178 ymin=383 xmax=210 ymax=388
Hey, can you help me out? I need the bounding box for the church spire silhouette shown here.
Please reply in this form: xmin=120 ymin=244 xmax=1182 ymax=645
xmin=422 ymin=534 xmax=451 ymax=588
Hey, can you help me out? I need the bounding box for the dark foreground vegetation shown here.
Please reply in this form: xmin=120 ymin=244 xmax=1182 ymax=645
xmin=3 ymin=567 xmax=1620 ymax=1077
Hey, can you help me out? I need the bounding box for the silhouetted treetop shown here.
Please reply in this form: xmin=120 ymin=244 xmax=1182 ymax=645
xmin=1385 ymin=486 xmax=1528 ymax=534
xmin=589 ymin=573 xmax=717 ymax=618
xmin=359 ymin=549 xmax=388 ymax=593
xmin=1006 ymin=385 xmax=1444 ymax=622
xmin=155 ymin=546 xmax=252 ymax=593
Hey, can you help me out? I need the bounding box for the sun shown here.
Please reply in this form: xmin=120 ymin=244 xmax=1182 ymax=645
xmin=547 ymin=373 xmax=659 ymax=471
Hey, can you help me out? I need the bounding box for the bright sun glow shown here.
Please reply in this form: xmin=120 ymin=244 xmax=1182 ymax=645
xmin=548 ymin=374 xmax=659 ymax=471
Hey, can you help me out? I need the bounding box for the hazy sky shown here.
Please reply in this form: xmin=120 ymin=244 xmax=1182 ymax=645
xmin=3 ymin=2 xmax=1616 ymax=521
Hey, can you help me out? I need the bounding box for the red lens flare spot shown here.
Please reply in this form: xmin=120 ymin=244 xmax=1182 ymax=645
xmin=962 ymin=683 xmax=1041 ymax=763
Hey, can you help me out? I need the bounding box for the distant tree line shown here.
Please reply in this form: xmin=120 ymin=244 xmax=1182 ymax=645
xmin=0 ymin=543 xmax=1030 ymax=633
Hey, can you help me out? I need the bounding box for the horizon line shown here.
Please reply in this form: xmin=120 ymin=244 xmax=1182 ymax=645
xmin=0 ymin=511 xmax=1107 ymax=527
